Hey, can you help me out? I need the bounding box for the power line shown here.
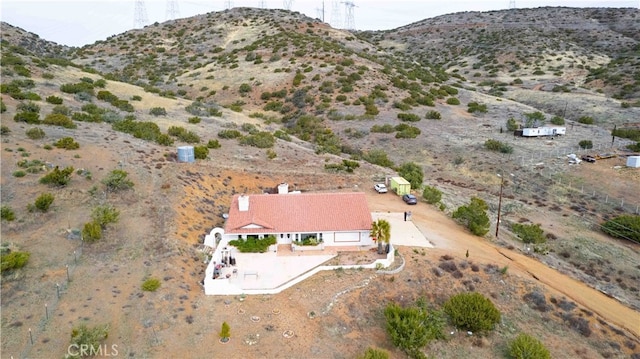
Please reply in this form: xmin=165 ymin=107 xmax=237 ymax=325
xmin=166 ymin=0 xmax=180 ymax=20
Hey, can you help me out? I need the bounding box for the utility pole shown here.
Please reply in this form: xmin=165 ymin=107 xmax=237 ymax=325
xmin=134 ymin=0 xmax=149 ymax=28
xmin=166 ymin=0 xmax=180 ymax=20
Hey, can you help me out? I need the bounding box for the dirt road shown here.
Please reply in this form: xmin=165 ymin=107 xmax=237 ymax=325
xmin=365 ymin=191 xmax=640 ymax=339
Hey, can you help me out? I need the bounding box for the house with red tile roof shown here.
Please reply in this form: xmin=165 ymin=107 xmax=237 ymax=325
xmin=223 ymin=191 xmax=373 ymax=247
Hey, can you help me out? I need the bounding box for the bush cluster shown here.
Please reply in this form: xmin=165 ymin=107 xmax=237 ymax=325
xmin=443 ymin=292 xmax=501 ymax=333
xmin=452 ymin=197 xmax=490 ymax=236
xmin=142 ymin=278 xmax=161 ymax=291
xmin=40 ymin=166 xmax=74 ymax=187
xmin=54 ymin=137 xmax=80 ymax=150
xmin=1 ymin=251 xmax=30 ymax=273
xmin=485 ymin=139 xmax=513 ymax=154
xmin=508 ymin=333 xmax=551 ymax=359
xmin=229 ymin=235 xmax=276 ymax=253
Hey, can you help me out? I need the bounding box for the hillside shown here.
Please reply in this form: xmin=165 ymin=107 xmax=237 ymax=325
xmin=1 ymin=6 xmax=639 ymax=358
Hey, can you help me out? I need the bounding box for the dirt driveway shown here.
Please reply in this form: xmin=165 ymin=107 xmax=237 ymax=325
xmin=364 ymin=190 xmax=640 ymax=339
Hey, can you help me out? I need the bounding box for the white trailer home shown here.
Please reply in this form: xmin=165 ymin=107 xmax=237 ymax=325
xmin=518 ymin=126 xmax=566 ymax=137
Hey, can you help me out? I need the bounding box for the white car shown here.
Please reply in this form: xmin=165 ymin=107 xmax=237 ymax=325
xmin=374 ymin=183 xmax=388 ymax=193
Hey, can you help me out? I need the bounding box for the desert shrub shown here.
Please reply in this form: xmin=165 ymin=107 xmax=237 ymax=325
xmin=577 ymin=116 xmax=594 ymax=125
xmin=26 ymin=127 xmax=45 ymax=139
xmin=506 ymin=118 xmax=519 ymax=131
xmin=17 ymin=101 xmax=40 ymax=113
xmin=229 ymin=235 xmax=277 ymax=253
xmin=149 ymin=107 xmax=167 ymax=116
xmin=102 ymin=169 xmax=133 ymax=191
xmin=602 ymin=215 xmax=640 ymax=243
xmin=395 ymin=126 xmax=421 ymax=139
xmin=422 ymin=185 xmax=442 ymax=204
xmin=240 ymin=132 xmax=275 ymax=148
xmin=612 ymin=127 xmax=640 ymax=141
xmin=142 ymin=278 xmax=161 ymax=291
xmin=446 ymin=97 xmax=460 ymax=105
xmin=363 ymin=149 xmax=394 ymax=168
xmin=511 ymin=223 xmax=546 ymax=244
xmin=82 ymin=221 xmax=102 ymax=242
xmin=550 ymin=116 xmax=565 ymax=125
xmin=14 ymin=111 xmax=41 ymax=124
xmin=33 ymin=193 xmax=54 ymax=212
xmin=0 ymin=125 xmax=9 ymax=135
xmin=52 ymin=105 xmax=72 ymax=116
xmin=218 ymin=129 xmax=242 ymax=139
xmin=452 ymin=197 xmax=490 ymax=236
xmin=398 ymin=113 xmax=421 ymax=122
xmin=60 ymin=82 xmax=94 ymax=95
xmin=187 ymin=116 xmax=201 ymax=124
xmin=43 ymin=113 xmax=76 ymax=129
xmin=484 ymin=139 xmax=513 ymax=154
xmin=468 ymin=102 xmax=488 ymax=113
xmin=40 ymin=166 xmax=74 ymax=186
xmin=0 ymin=99 xmax=6 ymax=113
xmin=1 ymin=206 xmax=16 ymax=221
xmin=578 ymin=140 xmax=593 ymax=149
xmin=274 ymin=130 xmax=291 ymax=141
xmin=371 ymin=124 xmax=395 ymax=133
xmin=1 ymin=251 xmax=30 ymax=272
xmin=54 ymin=137 xmax=80 ymax=149
xmin=425 ymin=110 xmax=441 ymax=120
xmin=239 ymin=83 xmax=252 ymax=93
xmin=194 ymin=145 xmax=209 ymax=159
xmin=69 ymin=324 xmax=109 ymax=358
xmin=206 ymin=139 xmax=221 ymax=149
xmin=357 ymin=347 xmax=389 ymax=359
xmin=443 ymin=292 xmax=501 ymax=333
xmin=91 ymin=205 xmax=120 ymax=228
xmin=508 ymin=333 xmax=550 ymax=359
xmin=46 ymin=95 xmax=63 ymax=104
xmin=398 ymin=162 xmax=423 ymax=189
xmin=523 ymin=111 xmax=545 ymax=127
xmin=384 ymin=300 xmax=445 ymax=358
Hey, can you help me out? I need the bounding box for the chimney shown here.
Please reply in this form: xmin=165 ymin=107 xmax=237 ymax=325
xmin=238 ymin=195 xmax=249 ymax=211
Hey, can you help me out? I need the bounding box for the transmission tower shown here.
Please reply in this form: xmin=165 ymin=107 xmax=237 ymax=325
xmin=166 ymin=0 xmax=180 ymax=20
xmin=330 ymin=0 xmax=342 ymax=28
xmin=508 ymin=0 xmax=516 ymax=9
xmin=342 ymin=1 xmax=356 ymax=30
xmin=283 ymin=0 xmax=294 ymax=11
xmin=134 ymin=0 xmax=149 ymax=28
xmin=258 ymin=0 xmax=267 ymax=8
xmin=225 ymin=0 xmax=233 ymax=10
xmin=316 ymin=1 xmax=325 ymax=22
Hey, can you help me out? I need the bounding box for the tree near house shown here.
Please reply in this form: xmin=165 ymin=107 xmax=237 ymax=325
xmin=370 ymin=219 xmax=391 ymax=255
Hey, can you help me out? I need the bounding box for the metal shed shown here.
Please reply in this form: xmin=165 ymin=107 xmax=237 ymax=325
xmin=627 ymin=156 xmax=640 ymax=168
xmin=389 ymin=177 xmax=411 ymax=195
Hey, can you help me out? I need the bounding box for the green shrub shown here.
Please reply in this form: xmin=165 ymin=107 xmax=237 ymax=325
xmin=142 ymin=278 xmax=161 ymax=291
xmin=40 ymin=166 xmax=74 ymax=186
xmin=43 ymin=113 xmax=76 ymax=128
xmin=46 ymin=95 xmax=63 ymax=104
xmin=395 ymin=125 xmax=421 ymax=139
xmin=54 ymin=137 xmax=80 ymax=150
xmin=602 ymin=215 xmax=640 ymax=243
xmin=229 ymin=235 xmax=277 ymax=253
xmin=578 ymin=140 xmax=593 ymax=149
xmin=422 ymin=185 xmax=442 ymax=204
xmin=219 ymin=321 xmax=231 ymax=340
xmin=188 ymin=116 xmax=201 ymax=124
xmin=577 ymin=116 xmax=594 ymax=125
xmin=149 ymin=107 xmax=167 ymax=116
xmin=506 ymin=118 xmax=519 ymax=131
xmin=523 ymin=111 xmax=545 ymax=127
xmin=550 ymin=116 xmax=565 ymax=125
xmin=357 ymin=347 xmax=389 ymax=359
xmin=384 ymin=300 xmax=445 ymax=358
xmin=52 ymin=105 xmax=71 ymax=115
xmin=102 ymin=169 xmax=134 ymax=191
xmin=425 ymin=110 xmax=441 ymax=120
xmin=82 ymin=221 xmax=102 ymax=242
xmin=206 ymin=139 xmax=221 ymax=149
xmin=13 ymin=170 xmax=26 ymax=177
xmin=1 ymin=125 xmax=9 ymax=135
xmin=25 ymin=127 xmax=45 ymax=139
xmin=14 ymin=111 xmax=41 ymax=124
xmin=363 ymin=149 xmax=394 ymax=168
xmin=91 ymin=205 xmax=120 ymax=228
xmin=1 ymin=251 xmax=30 ymax=272
xmin=371 ymin=124 xmax=395 ymax=133
xmin=446 ymin=97 xmax=460 ymax=105
xmin=33 ymin=193 xmax=55 ymax=212
xmin=1 ymin=206 xmax=16 ymax=221
xmin=485 ymin=139 xmax=513 ymax=154
xmin=194 ymin=145 xmax=209 ymax=159
xmin=0 ymin=99 xmax=6 ymax=113
xmin=398 ymin=162 xmax=423 ymax=189
xmin=397 ymin=113 xmax=421 ymax=122
xmin=511 ymin=223 xmax=546 ymax=244
xmin=218 ymin=129 xmax=242 ymax=139
xmin=443 ymin=292 xmax=501 ymax=333
xmin=468 ymin=102 xmax=488 ymax=113
xmin=452 ymin=197 xmax=490 ymax=236
xmin=69 ymin=324 xmax=109 ymax=357
xmin=239 ymin=83 xmax=252 ymax=93
xmin=508 ymin=333 xmax=551 ymax=359
xmin=240 ymin=132 xmax=275 ymax=148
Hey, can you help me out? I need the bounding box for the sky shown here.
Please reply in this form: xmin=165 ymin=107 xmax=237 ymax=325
xmin=1 ymin=0 xmax=638 ymax=47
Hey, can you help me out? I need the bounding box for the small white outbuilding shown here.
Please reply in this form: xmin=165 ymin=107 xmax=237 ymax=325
xmin=626 ymin=156 xmax=640 ymax=168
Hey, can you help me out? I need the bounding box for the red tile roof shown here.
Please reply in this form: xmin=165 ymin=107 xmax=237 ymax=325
xmin=224 ymin=192 xmax=372 ymax=234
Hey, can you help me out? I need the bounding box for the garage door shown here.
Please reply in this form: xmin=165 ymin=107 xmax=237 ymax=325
xmin=334 ymin=232 xmax=361 ymax=243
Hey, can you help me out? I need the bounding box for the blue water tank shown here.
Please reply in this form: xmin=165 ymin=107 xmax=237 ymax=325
xmin=177 ymin=146 xmax=195 ymax=163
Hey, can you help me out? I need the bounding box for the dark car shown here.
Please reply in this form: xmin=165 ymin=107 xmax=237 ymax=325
xmin=581 ymin=155 xmax=596 ymax=163
xmin=402 ymin=194 xmax=417 ymax=205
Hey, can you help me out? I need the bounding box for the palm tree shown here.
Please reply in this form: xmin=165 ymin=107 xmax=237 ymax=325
xmin=370 ymin=219 xmax=391 ymax=254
